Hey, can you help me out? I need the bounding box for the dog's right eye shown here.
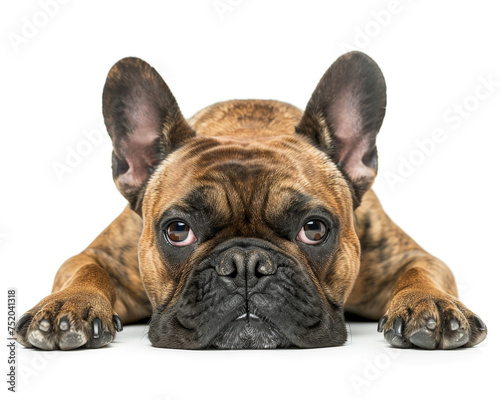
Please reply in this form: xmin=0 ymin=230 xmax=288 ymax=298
xmin=164 ymin=221 xmax=197 ymax=247
xmin=297 ymin=220 xmax=327 ymax=245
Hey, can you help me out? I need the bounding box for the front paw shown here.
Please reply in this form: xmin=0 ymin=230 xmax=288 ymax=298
xmin=14 ymin=289 xmax=122 ymax=350
xmin=378 ymin=289 xmax=487 ymax=350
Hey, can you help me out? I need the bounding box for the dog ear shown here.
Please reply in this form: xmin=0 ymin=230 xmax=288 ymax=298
xmin=102 ymin=57 xmax=195 ymax=214
xmin=295 ymin=51 xmax=386 ymax=207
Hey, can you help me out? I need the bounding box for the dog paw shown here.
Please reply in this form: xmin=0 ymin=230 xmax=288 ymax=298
xmin=377 ymin=289 xmax=487 ymax=350
xmin=14 ymin=290 xmax=122 ymax=350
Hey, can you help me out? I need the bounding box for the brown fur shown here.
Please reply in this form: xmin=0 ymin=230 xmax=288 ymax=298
xmin=141 ymin=101 xmax=360 ymax=317
xmin=15 ymin=100 xmax=486 ymax=350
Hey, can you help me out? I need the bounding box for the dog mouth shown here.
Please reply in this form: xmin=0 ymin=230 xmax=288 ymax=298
xmin=209 ymin=306 xmax=292 ymax=350
xmin=234 ymin=312 xmax=260 ymax=322
xmin=149 ymin=246 xmax=347 ymax=349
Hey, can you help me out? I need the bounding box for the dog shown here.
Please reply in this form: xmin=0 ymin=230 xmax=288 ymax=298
xmin=14 ymin=51 xmax=487 ymax=350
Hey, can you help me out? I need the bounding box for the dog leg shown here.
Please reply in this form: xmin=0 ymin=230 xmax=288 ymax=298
xmin=15 ymin=207 xmax=150 ymax=350
xmin=347 ymin=190 xmax=487 ymax=349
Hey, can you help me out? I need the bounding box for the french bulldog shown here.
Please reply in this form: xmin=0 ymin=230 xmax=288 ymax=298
xmin=15 ymin=51 xmax=487 ymax=350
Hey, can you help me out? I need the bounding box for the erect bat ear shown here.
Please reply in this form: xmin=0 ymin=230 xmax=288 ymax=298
xmin=102 ymin=57 xmax=196 ymax=214
xmin=295 ymin=51 xmax=387 ymax=207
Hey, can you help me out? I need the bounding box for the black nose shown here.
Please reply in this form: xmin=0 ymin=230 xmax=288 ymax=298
xmin=216 ymin=248 xmax=277 ymax=279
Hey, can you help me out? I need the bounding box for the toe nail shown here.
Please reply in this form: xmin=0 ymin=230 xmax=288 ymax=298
xmin=113 ymin=315 xmax=123 ymax=332
xmin=426 ymin=318 xmax=437 ymax=330
xmin=394 ymin=318 xmax=404 ymax=337
xmin=377 ymin=316 xmax=388 ymax=333
xmin=39 ymin=319 xmax=50 ymax=332
xmin=15 ymin=314 xmax=32 ymax=332
xmin=59 ymin=316 xmax=70 ymax=331
xmin=473 ymin=315 xmax=486 ymax=331
xmin=92 ymin=318 xmax=103 ymax=339
xmin=450 ymin=318 xmax=459 ymax=331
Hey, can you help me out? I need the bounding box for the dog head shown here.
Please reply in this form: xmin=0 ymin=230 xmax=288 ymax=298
xmin=102 ymin=51 xmax=386 ymax=349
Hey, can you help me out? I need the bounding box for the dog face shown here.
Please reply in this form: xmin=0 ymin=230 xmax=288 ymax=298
xmin=140 ymin=124 xmax=359 ymax=349
xmin=102 ymin=52 xmax=386 ymax=348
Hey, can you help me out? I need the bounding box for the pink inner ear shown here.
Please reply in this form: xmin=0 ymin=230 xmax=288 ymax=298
xmin=118 ymin=98 xmax=161 ymax=188
xmin=119 ymin=127 xmax=158 ymax=188
xmin=330 ymin=93 xmax=373 ymax=182
xmin=339 ymin=136 xmax=374 ymax=182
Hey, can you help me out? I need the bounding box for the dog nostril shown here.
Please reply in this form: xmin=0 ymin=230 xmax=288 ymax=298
xmin=217 ymin=251 xmax=244 ymax=277
xmin=227 ymin=266 xmax=238 ymax=279
xmin=249 ymin=252 xmax=276 ymax=278
xmin=256 ymin=263 xmax=275 ymax=277
xmin=216 ymin=262 xmax=235 ymax=277
xmin=216 ymin=249 xmax=276 ymax=279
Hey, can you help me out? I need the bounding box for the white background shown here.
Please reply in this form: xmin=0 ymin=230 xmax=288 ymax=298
xmin=1 ymin=0 xmax=499 ymax=399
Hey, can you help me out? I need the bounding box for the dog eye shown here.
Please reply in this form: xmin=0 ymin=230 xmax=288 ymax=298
xmin=297 ymin=220 xmax=327 ymax=245
xmin=165 ymin=221 xmax=197 ymax=247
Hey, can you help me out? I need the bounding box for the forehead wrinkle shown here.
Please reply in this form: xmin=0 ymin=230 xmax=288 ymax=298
xmin=145 ymin=131 xmax=351 ymax=233
xmin=190 ymin=158 xmax=295 ymax=239
xmin=179 ymin=183 xmax=232 ymax=221
xmin=265 ymin=185 xmax=320 ymax=223
xmin=187 ymin=139 xmax=337 ymax=229
xmin=205 ymin=161 xmax=270 ymax=225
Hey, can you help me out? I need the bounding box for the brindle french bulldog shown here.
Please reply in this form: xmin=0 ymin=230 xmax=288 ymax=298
xmin=15 ymin=51 xmax=487 ymax=350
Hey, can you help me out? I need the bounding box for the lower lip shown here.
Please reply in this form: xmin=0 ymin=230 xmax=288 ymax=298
xmin=235 ymin=313 xmax=259 ymax=321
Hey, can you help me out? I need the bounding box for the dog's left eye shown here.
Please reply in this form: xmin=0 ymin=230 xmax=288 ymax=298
xmin=297 ymin=220 xmax=327 ymax=245
xmin=165 ymin=221 xmax=197 ymax=247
